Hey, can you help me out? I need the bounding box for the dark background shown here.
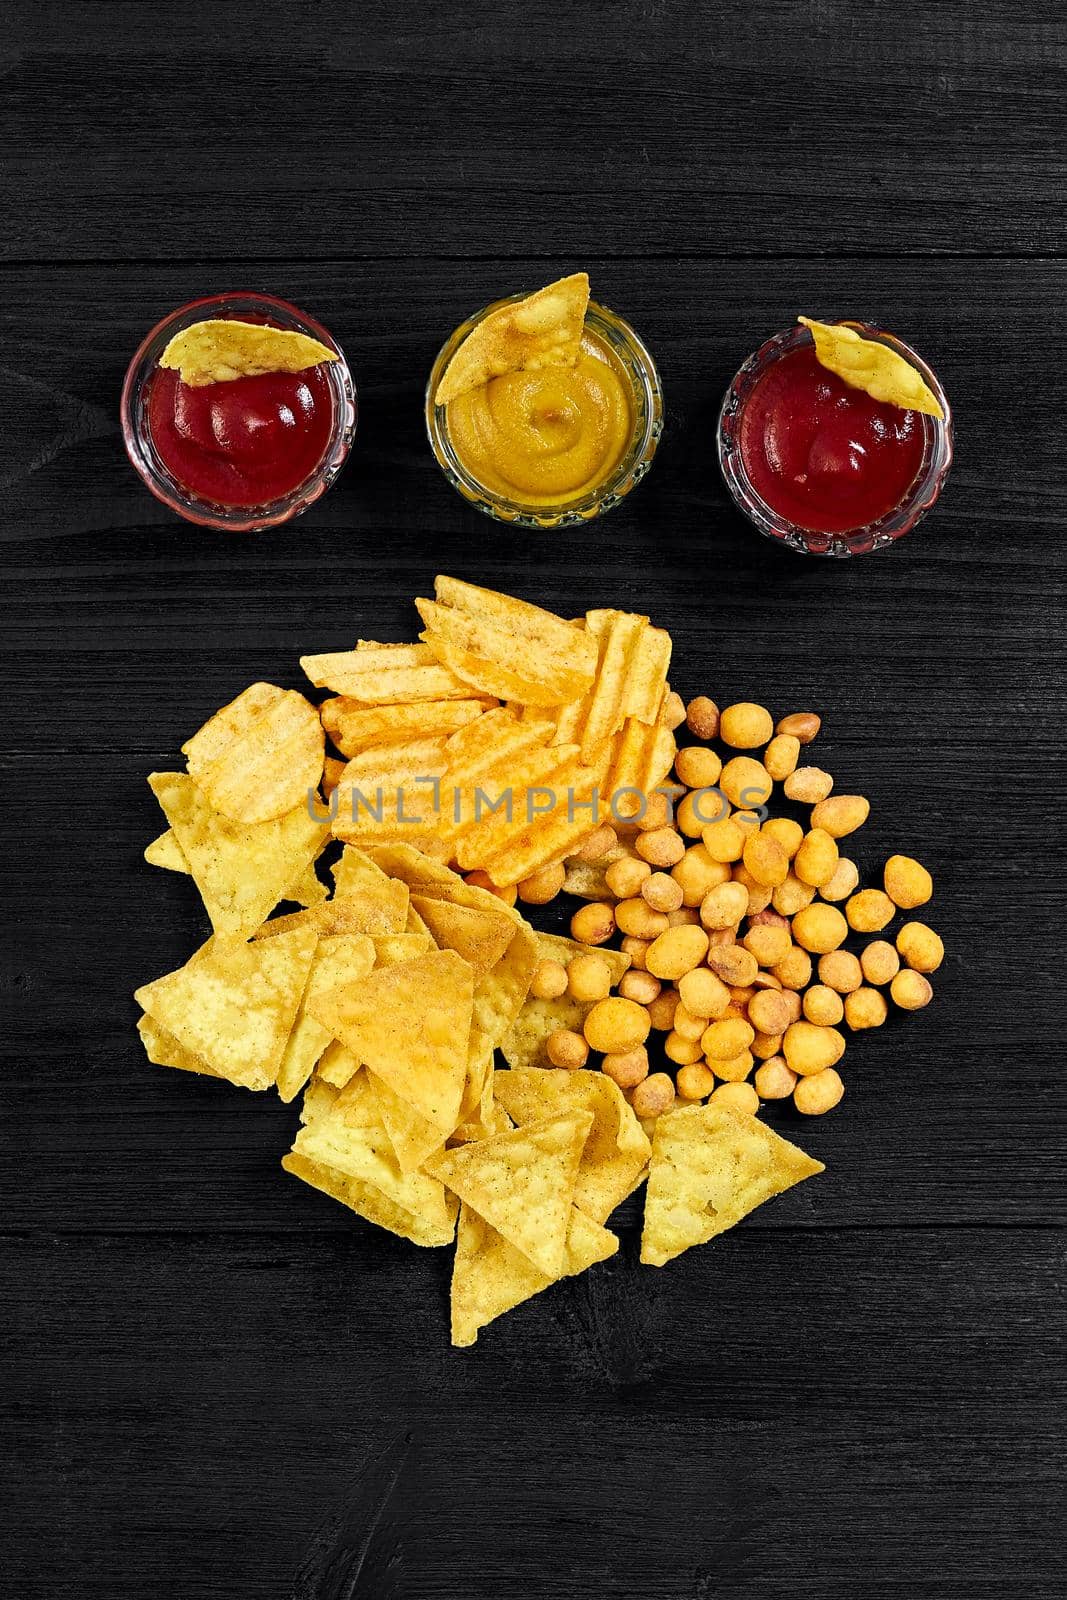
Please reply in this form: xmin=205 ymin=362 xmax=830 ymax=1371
xmin=2 ymin=3 xmax=1064 ymax=1596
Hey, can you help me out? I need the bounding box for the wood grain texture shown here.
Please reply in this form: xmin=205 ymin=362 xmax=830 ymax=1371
xmin=1 ymin=1 xmax=1065 ymax=1595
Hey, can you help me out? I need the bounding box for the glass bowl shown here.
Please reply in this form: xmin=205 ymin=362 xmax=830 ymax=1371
xmin=717 ymin=320 xmax=953 ymax=557
xmin=425 ymin=297 xmax=663 ymax=528
xmin=121 ymin=291 xmax=357 ymax=532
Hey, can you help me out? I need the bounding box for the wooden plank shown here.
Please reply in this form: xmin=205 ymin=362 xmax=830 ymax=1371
xmin=1 ymin=2 xmax=1064 ymax=261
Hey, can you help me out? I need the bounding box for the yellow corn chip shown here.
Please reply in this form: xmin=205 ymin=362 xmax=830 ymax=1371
xmin=320 ymin=697 xmax=488 ymax=758
xmin=275 ymin=933 xmax=376 ymax=1104
xmin=409 ymin=896 xmax=515 ymax=979
xmin=316 ymin=1039 xmax=362 ymax=1090
xmin=282 ymin=1140 xmax=456 ymax=1249
xmin=159 ymin=318 xmax=336 ymax=387
xmin=148 ymin=772 xmax=328 ymax=938
xmin=799 ymin=317 xmax=944 ymax=418
xmin=424 ymin=1108 xmax=593 ymax=1278
xmin=329 ymin=845 xmax=410 ymax=931
xmin=300 ymin=642 xmax=479 ymax=703
xmin=135 ymin=927 xmax=317 ymax=1091
xmin=450 ymin=1201 xmax=618 ymax=1347
xmin=308 ymin=949 xmax=473 ymax=1135
xmin=364 ymin=1072 xmax=444 ymax=1174
xmin=145 ymin=828 xmax=326 ymax=908
xmin=136 ymin=1013 xmax=217 ymax=1077
xmin=371 ymin=931 xmax=433 ymax=964
xmin=500 ymin=932 xmax=630 ymax=1071
xmin=493 ymin=1068 xmax=651 ymax=1226
xmin=640 ymin=1105 xmax=824 ymax=1267
xmin=434 ymin=273 xmax=590 ymax=406
xmin=183 ymin=682 xmax=324 ymax=826
xmin=323 ymin=756 xmax=346 ymax=798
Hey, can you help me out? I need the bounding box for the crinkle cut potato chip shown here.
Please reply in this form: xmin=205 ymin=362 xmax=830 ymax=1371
xmin=135 ymin=927 xmax=317 ymax=1092
xmin=434 ymin=273 xmax=591 ymax=406
xmin=552 ymin=609 xmax=672 ymax=762
xmin=493 ymin=1069 xmax=651 ymax=1226
xmin=183 ymin=682 xmax=324 ymax=825
xmin=148 ymin=772 xmax=328 ymax=938
xmin=320 ymin=696 xmax=489 ymax=758
xmin=308 ymin=949 xmax=474 ymax=1135
xmin=451 ymin=1201 xmax=618 ymax=1347
xmin=798 ymin=317 xmax=945 ymax=418
xmin=417 ymin=576 xmax=597 ymax=707
xmin=640 ymin=1105 xmax=824 ymax=1268
xmin=425 ymin=1109 xmax=593 ymax=1279
xmin=159 ymin=318 xmax=337 ymax=387
xmin=300 ymin=642 xmax=484 ymax=704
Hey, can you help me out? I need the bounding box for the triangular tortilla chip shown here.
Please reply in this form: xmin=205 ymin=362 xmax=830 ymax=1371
xmin=315 ymin=1039 xmax=362 ymax=1090
xmin=640 ymin=1105 xmax=824 ymax=1267
xmin=409 ymin=895 xmax=515 ymax=978
xmin=365 ymin=1072 xmax=445 ymax=1173
xmin=275 ymin=933 xmax=376 ymax=1104
xmin=148 ymin=772 xmax=328 ymax=938
xmin=799 ymin=317 xmax=944 ymax=418
xmin=286 ymin=1071 xmax=456 ymax=1245
xmin=159 ymin=319 xmax=337 ymax=387
xmin=451 ymin=1201 xmax=618 ymax=1347
xmin=281 ymin=1151 xmax=455 ymax=1248
xmin=308 ymin=949 xmax=473 ymax=1135
xmin=146 ymin=827 xmax=326 ymax=907
xmin=434 ymin=274 xmax=590 ymax=405
xmin=134 ymin=928 xmax=317 ymax=1091
xmin=424 ymin=1109 xmax=593 ymax=1278
xmin=493 ymin=1068 xmax=651 ymax=1225
xmin=330 ymin=845 xmax=410 ymax=930
xmin=136 ymin=1013 xmax=217 ymax=1077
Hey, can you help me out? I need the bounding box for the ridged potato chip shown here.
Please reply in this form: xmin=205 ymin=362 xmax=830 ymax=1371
xmin=553 ymin=610 xmax=672 ymax=760
xmin=450 ymin=1201 xmax=617 ymax=1347
xmin=640 ymin=1105 xmax=824 ymax=1267
xmin=799 ymin=317 xmax=944 ymax=418
xmin=159 ymin=318 xmax=336 ymax=387
xmin=425 ymin=1108 xmax=593 ymax=1279
xmin=434 ymin=273 xmax=590 ymax=406
xmin=183 ymin=682 xmax=324 ymax=825
xmin=417 ymin=576 xmax=597 ymax=707
xmin=320 ymin=696 xmax=488 ymax=757
xmin=301 ymin=642 xmax=479 ymax=703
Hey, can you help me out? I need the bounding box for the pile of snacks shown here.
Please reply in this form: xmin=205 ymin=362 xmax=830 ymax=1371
xmin=134 ymin=578 xmax=943 ymax=1344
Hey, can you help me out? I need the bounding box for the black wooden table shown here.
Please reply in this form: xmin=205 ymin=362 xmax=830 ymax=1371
xmin=2 ymin=4 xmax=1064 ymax=1596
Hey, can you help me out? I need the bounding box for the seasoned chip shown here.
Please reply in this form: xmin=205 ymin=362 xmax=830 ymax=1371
xmin=145 ymin=828 xmax=326 ymax=908
xmin=183 ymin=682 xmax=324 ymax=825
xmin=329 ymin=845 xmax=410 ymax=931
xmin=434 ymin=273 xmax=591 ymax=406
xmin=148 ymin=773 xmax=328 ymax=939
xmin=474 ymin=757 xmax=602 ymax=886
xmin=799 ymin=317 xmax=944 ymax=418
xmin=301 ymin=641 xmax=480 ymax=703
xmin=159 ymin=318 xmax=337 ymax=387
xmin=371 ymin=931 xmax=433 ymax=964
xmin=450 ymin=1202 xmax=618 ymax=1347
xmin=320 ymin=697 xmax=488 ymax=758
xmin=308 ymin=949 xmax=474 ymax=1135
xmin=500 ymin=932 xmax=630 ymax=1071
xmin=493 ymin=1068 xmax=651 ymax=1225
xmin=275 ymin=933 xmax=376 ymax=1104
xmin=424 ymin=1109 xmax=593 ymax=1278
xmin=135 ymin=927 xmax=317 ymax=1091
xmin=331 ymin=737 xmax=448 ymax=845
xmin=316 ymin=1038 xmax=362 ymax=1089
xmin=137 ymin=1013 xmax=216 ymax=1077
xmin=553 ymin=610 xmax=673 ymax=760
xmin=409 ymin=895 xmax=515 ymax=978
xmin=417 ymin=576 xmax=597 ymax=707
xmin=364 ymin=1072 xmax=444 ymax=1174
xmin=640 ymin=1105 xmax=824 ymax=1267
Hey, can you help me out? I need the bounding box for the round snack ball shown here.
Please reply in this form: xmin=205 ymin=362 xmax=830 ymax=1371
xmin=602 ymin=1046 xmax=649 ymax=1090
xmin=846 ymin=888 xmax=896 ymax=933
xmin=584 ymin=996 xmax=651 ymax=1054
xmin=667 ymin=907 xmax=701 ymax=927
xmin=677 ymin=966 xmax=731 ymax=1020
xmin=620 ymin=935 xmax=650 ymax=970
xmin=776 ymin=711 xmax=821 ymax=744
xmin=884 ymin=853 xmax=933 ymax=910
xmin=762 ymin=816 xmax=804 ymax=858
xmin=635 ymin=827 xmax=686 ymax=868
xmin=720 ymin=756 xmax=773 ymax=810
xmin=517 ymin=861 xmax=566 ymax=905
xmin=811 ymin=794 xmax=870 ymax=839
xmin=742 ymin=830 xmax=790 ymax=888
xmin=570 ymin=901 xmax=615 ymax=945
xmin=701 ymin=815 xmax=747 ymax=863
xmin=642 ymin=871 xmax=684 ymax=913
xmin=783 ymin=1021 xmax=845 ymax=1076
xmin=794 ymin=828 xmax=839 ymax=888
xmin=530 ymin=958 xmax=568 ymax=1000
xmin=743 ymin=922 xmax=792 ymax=968
xmin=890 ymin=969 xmax=934 ymax=1011
xmin=676 ymin=1061 xmax=717 ymax=1101
xmin=675 ymin=792 xmax=712 ymax=839
xmin=616 ymin=898 xmax=670 ymax=940
xmin=707 ymin=943 xmax=759 ymax=987
xmin=618 ymin=969 xmax=662 ymax=1005
xmin=763 ymin=733 xmax=801 ymax=782
xmin=546 ymin=1029 xmax=589 ymax=1070
xmin=573 ymin=823 xmax=618 ymax=862
xmin=665 ymin=1029 xmax=704 ymax=1065
xmin=673 ymin=845 xmax=731 ymax=906
xmin=675 ymin=745 xmax=723 ymax=789
xmin=646 ymin=923 xmax=710 ymax=981
xmin=817 ymin=950 xmax=863 ymax=994
xmin=791 ymin=903 xmax=849 ymax=954
xmin=844 ymin=987 xmax=889 ymax=1031
xmin=647 ymin=989 xmax=680 ymax=1031
xmin=784 ymin=766 xmax=834 ymax=804
xmin=605 ymin=856 xmax=652 ymax=899
xmin=567 ymin=952 xmax=613 ymax=1003
xmin=634 ymin=791 xmax=674 ymax=833
xmin=685 ymin=696 xmax=720 ymax=740
xmin=671 ymin=1002 xmax=707 ymax=1041
xmin=754 ymin=1056 xmax=798 ymax=1099
xmin=701 ymin=1016 xmax=755 ymax=1062
xmin=794 ymin=1067 xmax=845 ymax=1115
xmin=861 ymin=940 xmax=900 ymax=986
xmin=710 ymin=1081 xmax=759 ymax=1115
xmin=803 ymin=985 xmax=844 ymax=1027
xmin=747 ymin=987 xmax=794 ymax=1036
xmin=751 ymin=1028 xmax=784 ymax=1061
xmin=699 ymin=880 xmax=750 ymax=930
xmin=896 ymin=921 xmax=945 ymax=973
xmin=774 ymin=946 xmax=813 ymax=991
xmin=713 ymin=1050 xmax=754 ymax=1083
xmin=820 ymin=855 xmax=860 ymax=903
xmin=732 ymin=863 xmax=773 ymax=915
xmin=661 ymin=690 xmax=687 ymax=730
xmin=720 ymin=701 xmax=774 ymax=749
xmin=632 ymin=1072 xmax=675 ymax=1120
xmin=773 ymin=872 xmax=816 ymax=917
